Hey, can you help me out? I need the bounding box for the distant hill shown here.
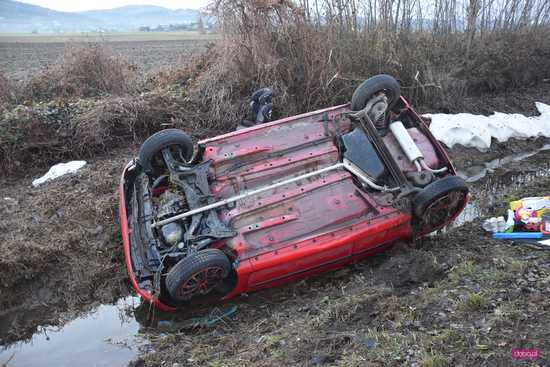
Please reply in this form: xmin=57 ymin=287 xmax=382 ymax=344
xmin=0 ymin=0 xmax=201 ymax=33
xmin=79 ymin=5 xmax=201 ymax=31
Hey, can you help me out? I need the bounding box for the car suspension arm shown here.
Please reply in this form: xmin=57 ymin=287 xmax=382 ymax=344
xmin=349 ymin=108 xmax=411 ymax=190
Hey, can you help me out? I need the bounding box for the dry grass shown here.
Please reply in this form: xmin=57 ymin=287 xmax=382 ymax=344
xmin=459 ymin=292 xmax=489 ymax=312
xmin=0 ymin=71 xmax=12 ymax=106
xmin=0 ymin=87 xmax=233 ymax=174
xmin=22 ymin=42 xmax=137 ymax=101
xmin=0 ymin=156 xmax=122 ymax=292
xmin=421 ymin=352 xmax=449 ymax=367
xmin=1 ymin=5 xmax=550 ymax=175
xmin=0 ymin=150 xmax=131 ymax=344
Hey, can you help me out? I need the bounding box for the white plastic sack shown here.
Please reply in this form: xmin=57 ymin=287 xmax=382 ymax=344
xmin=32 ymin=161 xmax=87 ymax=187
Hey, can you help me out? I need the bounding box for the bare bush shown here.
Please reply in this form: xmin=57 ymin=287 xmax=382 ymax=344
xmin=190 ymin=0 xmax=356 ymax=127
xmin=71 ymin=92 xmax=212 ymax=154
xmin=24 ymin=43 xmax=137 ymax=101
xmin=462 ymin=31 xmax=550 ymax=93
xmin=0 ymin=91 xmax=225 ymax=174
xmin=4 ymin=0 xmax=550 ymax=175
xmin=192 ymin=0 xmax=550 ymax=119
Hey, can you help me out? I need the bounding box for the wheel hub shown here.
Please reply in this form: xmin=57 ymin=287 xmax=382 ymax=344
xmin=178 ymin=266 xmax=224 ymax=299
xmin=420 ymin=191 xmax=467 ymax=233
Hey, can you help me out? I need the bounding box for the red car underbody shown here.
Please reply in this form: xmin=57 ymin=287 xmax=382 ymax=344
xmin=119 ymin=98 xmax=465 ymax=311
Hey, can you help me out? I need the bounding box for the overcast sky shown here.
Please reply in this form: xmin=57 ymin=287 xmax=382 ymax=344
xmin=18 ymin=0 xmax=207 ymax=12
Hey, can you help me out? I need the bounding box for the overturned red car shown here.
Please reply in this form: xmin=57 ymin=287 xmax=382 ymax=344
xmin=119 ymin=75 xmax=468 ymax=311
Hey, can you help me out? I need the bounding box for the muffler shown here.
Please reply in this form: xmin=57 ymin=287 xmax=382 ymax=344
xmin=389 ymin=121 xmax=447 ymax=174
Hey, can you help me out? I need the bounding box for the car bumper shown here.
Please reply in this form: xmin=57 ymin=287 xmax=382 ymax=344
xmin=119 ymin=160 xmax=176 ymax=312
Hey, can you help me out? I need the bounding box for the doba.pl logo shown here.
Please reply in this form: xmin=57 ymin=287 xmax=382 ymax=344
xmin=512 ymin=349 xmax=540 ymax=360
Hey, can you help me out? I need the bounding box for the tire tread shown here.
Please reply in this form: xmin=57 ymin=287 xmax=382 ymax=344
xmin=138 ymin=129 xmax=193 ymax=174
xmin=351 ymin=74 xmax=401 ymax=111
xmin=413 ymin=176 xmax=468 ymax=217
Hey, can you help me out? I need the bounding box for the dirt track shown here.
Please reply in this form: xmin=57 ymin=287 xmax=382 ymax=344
xmin=1 ymin=132 xmax=549 ymax=366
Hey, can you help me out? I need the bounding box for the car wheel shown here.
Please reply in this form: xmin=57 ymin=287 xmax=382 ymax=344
xmin=351 ymin=74 xmax=401 ymax=112
xmin=413 ymin=176 xmax=468 ymax=234
xmin=166 ymin=249 xmax=231 ymax=303
xmin=138 ymin=129 xmax=193 ymax=175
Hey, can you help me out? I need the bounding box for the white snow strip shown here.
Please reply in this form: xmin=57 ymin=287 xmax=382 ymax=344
xmin=425 ymin=102 xmax=550 ymax=151
xmin=32 ymin=161 xmax=87 ymax=187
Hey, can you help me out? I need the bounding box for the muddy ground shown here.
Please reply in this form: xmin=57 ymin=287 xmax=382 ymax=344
xmin=1 ymin=126 xmax=549 ymax=365
xmin=134 ymin=148 xmax=550 ymax=367
xmin=0 ymin=148 xmax=134 ymax=344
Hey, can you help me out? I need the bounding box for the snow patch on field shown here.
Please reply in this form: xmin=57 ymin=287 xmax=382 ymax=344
xmin=425 ymin=102 xmax=550 ymax=150
xmin=32 ymin=161 xmax=87 ymax=187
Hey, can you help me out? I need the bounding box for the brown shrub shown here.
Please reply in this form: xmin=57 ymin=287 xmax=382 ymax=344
xmin=182 ymin=0 xmax=550 ymax=122
xmin=4 ymin=1 xmax=550 ymax=175
xmin=71 ymin=93 xmax=200 ymax=154
xmin=459 ymin=31 xmax=550 ymax=93
xmin=0 ymin=90 xmax=231 ymax=175
xmin=0 ymin=103 xmax=72 ymax=173
xmin=23 ymin=43 xmax=137 ymax=101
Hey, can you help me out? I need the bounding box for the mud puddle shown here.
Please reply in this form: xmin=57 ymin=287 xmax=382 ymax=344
xmin=0 ymin=295 xmax=239 ymax=367
xmin=456 ymin=143 xmax=550 ymax=182
xmin=453 ymin=147 xmax=550 ymax=227
xmin=0 ymin=297 xmax=143 ymax=367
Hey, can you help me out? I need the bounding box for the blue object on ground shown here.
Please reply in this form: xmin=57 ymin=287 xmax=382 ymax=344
xmin=492 ymin=232 xmax=544 ymax=239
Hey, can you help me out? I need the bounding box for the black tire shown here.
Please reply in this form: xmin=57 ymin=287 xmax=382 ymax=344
xmin=138 ymin=129 xmax=193 ymax=175
xmin=413 ymin=176 xmax=468 ymax=233
xmin=166 ymin=249 xmax=231 ymax=303
xmin=351 ymin=74 xmax=401 ymax=111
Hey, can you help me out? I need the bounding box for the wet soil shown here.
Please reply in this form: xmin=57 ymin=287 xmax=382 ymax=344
xmin=0 ymin=148 xmax=135 ymax=346
xmin=447 ymin=137 xmax=550 ymax=172
xmin=133 ymin=149 xmax=550 ymax=367
xmin=1 ymin=134 xmax=549 ymax=366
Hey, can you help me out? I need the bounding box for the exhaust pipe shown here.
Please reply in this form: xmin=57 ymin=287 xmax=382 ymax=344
xmin=389 ymin=121 xmax=447 ymax=173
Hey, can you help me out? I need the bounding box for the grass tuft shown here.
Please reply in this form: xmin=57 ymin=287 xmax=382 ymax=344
xmin=459 ymin=292 xmax=489 ymax=312
xmin=421 ymin=352 xmax=449 ymax=367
